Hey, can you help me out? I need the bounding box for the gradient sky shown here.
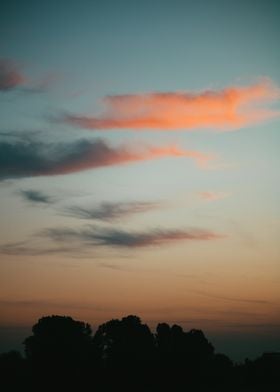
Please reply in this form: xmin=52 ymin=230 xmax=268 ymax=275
xmin=0 ymin=0 xmax=279 ymax=361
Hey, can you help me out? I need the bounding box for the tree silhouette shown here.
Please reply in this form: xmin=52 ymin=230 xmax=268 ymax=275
xmin=0 ymin=350 xmax=26 ymax=389
xmin=23 ymin=315 xmax=93 ymax=387
xmin=0 ymin=313 xmax=279 ymax=390
xmin=93 ymin=315 xmax=155 ymax=389
xmin=95 ymin=315 xmax=155 ymax=363
xmin=155 ymin=322 xmax=215 ymax=388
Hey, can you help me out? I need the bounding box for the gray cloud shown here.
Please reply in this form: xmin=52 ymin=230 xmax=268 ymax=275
xmin=45 ymin=225 xmax=224 ymax=248
xmin=0 ymin=226 xmax=224 ymax=255
xmin=20 ymin=189 xmax=53 ymax=204
xmin=0 ymin=134 xmax=200 ymax=181
xmin=0 ymin=240 xmax=86 ymax=257
xmin=62 ymin=201 xmax=159 ymax=221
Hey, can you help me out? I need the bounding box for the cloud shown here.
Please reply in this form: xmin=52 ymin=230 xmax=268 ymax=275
xmin=62 ymin=201 xmax=160 ymax=221
xmin=20 ymin=73 xmax=60 ymax=94
xmin=0 ymin=298 xmax=116 ymax=312
xmin=0 ymin=240 xmax=85 ymax=257
xmin=20 ymin=189 xmax=53 ymax=204
xmin=0 ymin=135 xmax=212 ymax=180
xmin=0 ymin=58 xmax=58 ymax=94
xmin=198 ymin=191 xmax=231 ymax=201
xmin=0 ymin=224 xmax=225 ymax=255
xmin=98 ymin=262 xmax=130 ymax=271
xmin=45 ymin=226 xmax=225 ymax=248
xmin=0 ymin=59 xmax=25 ymax=91
xmin=190 ymin=289 xmax=271 ymax=305
xmin=62 ymin=79 xmax=280 ymax=131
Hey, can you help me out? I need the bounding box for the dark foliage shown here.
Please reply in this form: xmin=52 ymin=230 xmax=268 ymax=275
xmin=0 ymin=314 xmax=279 ymax=391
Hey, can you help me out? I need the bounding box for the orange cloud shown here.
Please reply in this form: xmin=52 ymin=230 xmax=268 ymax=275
xmin=137 ymin=146 xmax=213 ymax=168
xmin=63 ymin=79 xmax=279 ymax=131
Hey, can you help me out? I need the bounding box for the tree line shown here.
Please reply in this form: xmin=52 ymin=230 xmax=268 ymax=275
xmin=0 ymin=314 xmax=279 ymax=391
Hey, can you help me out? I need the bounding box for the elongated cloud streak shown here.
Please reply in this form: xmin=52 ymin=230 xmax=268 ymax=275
xmin=63 ymin=79 xmax=280 ymax=131
xmin=63 ymin=201 xmax=159 ymax=221
xmin=198 ymin=191 xmax=230 ymax=201
xmin=0 ymin=226 xmax=225 ymax=255
xmin=0 ymin=136 xmax=211 ymax=180
xmin=190 ymin=290 xmax=271 ymax=305
xmin=46 ymin=226 xmax=225 ymax=248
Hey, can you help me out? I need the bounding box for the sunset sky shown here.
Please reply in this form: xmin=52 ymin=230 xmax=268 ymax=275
xmin=0 ymin=0 xmax=279 ymax=360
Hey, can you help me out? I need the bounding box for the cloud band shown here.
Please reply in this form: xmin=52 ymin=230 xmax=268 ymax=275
xmin=62 ymin=79 xmax=279 ymax=131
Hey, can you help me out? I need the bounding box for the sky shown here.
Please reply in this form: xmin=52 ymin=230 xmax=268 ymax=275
xmin=0 ymin=0 xmax=279 ymax=361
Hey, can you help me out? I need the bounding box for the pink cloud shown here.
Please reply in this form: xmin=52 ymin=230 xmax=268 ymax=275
xmin=0 ymin=59 xmax=25 ymax=91
xmin=198 ymin=191 xmax=231 ymax=201
xmin=62 ymin=79 xmax=280 ymax=131
xmin=0 ymin=58 xmax=58 ymax=93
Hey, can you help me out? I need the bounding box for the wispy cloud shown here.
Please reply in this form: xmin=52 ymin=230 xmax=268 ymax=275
xmin=0 ymin=298 xmax=116 ymax=312
xmin=0 ymin=135 xmax=212 ymax=180
xmin=45 ymin=225 xmax=225 ymax=248
xmin=98 ymin=262 xmax=131 ymax=271
xmin=198 ymin=191 xmax=231 ymax=201
xmin=0 ymin=58 xmax=55 ymax=93
xmin=190 ymin=289 xmax=271 ymax=305
xmin=0 ymin=240 xmax=86 ymax=257
xmin=62 ymin=201 xmax=160 ymax=221
xmin=19 ymin=189 xmax=53 ymax=204
xmin=0 ymin=59 xmax=25 ymax=91
xmin=20 ymin=73 xmax=59 ymax=94
xmin=0 ymin=225 xmax=224 ymax=256
xmin=62 ymin=79 xmax=280 ymax=131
